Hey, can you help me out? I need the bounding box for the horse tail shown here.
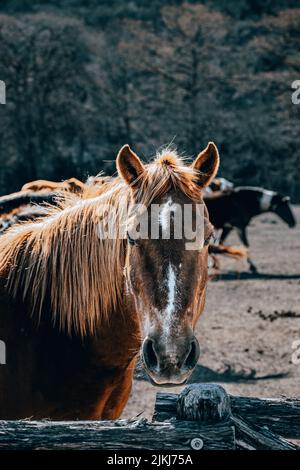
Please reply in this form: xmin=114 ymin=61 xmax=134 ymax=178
xmin=208 ymin=244 xmax=248 ymax=259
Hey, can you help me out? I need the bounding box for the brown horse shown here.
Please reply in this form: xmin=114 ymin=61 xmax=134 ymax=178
xmin=21 ymin=177 xmax=85 ymax=194
xmin=0 ymin=205 xmax=50 ymax=235
xmin=0 ymin=143 xmax=219 ymax=420
xmin=0 ymin=190 xmax=58 ymax=217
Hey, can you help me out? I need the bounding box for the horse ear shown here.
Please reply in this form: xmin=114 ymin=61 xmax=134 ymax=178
xmin=117 ymin=145 xmax=144 ymax=187
xmin=191 ymin=142 xmax=220 ymax=188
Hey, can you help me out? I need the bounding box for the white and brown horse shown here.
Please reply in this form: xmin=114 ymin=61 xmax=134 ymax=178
xmin=204 ymin=186 xmax=296 ymax=272
xmin=0 ymin=143 xmax=219 ymax=420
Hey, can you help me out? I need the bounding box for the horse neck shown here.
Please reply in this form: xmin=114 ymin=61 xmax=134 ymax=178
xmin=89 ymin=295 xmax=141 ymax=369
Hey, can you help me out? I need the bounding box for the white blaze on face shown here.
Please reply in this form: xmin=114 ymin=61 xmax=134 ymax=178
xmin=260 ymin=190 xmax=275 ymax=212
xmin=159 ymin=196 xmax=176 ymax=236
xmin=158 ymin=197 xmax=182 ymax=341
xmin=162 ymin=262 xmax=177 ymax=340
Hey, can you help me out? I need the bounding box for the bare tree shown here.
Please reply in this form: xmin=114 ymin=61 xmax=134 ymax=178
xmin=0 ymin=14 xmax=100 ymax=192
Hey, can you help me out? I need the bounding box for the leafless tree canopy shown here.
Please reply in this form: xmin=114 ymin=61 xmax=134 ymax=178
xmin=0 ymin=1 xmax=299 ymax=199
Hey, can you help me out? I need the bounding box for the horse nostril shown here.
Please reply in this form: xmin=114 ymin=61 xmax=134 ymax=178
xmin=142 ymin=337 xmax=158 ymax=370
xmin=184 ymin=339 xmax=200 ymax=369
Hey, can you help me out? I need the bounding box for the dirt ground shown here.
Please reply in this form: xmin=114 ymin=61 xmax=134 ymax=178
xmin=122 ymin=205 xmax=300 ymax=419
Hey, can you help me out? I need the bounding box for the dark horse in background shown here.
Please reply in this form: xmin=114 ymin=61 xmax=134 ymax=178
xmin=204 ymin=186 xmax=296 ymax=272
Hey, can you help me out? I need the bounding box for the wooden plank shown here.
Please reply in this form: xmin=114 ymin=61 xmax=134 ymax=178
xmin=230 ymin=396 xmax=300 ymax=439
xmin=154 ymin=392 xmax=300 ymax=439
xmin=0 ymin=418 xmax=235 ymax=450
xmin=232 ymin=415 xmax=299 ymax=450
xmin=153 ymin=392 xmax=181 ymax=422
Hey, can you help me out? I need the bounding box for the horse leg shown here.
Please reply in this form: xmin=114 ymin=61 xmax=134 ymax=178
xmin=219 ymin=225 xmax=232 ymax=244
xmin=209 ymin=254 xmax=220 ymax=271
xmin=237 ymin=227 xmax=257 ymax=273
xmin=248 ymin=259 xmax=258 ymax=273
xmin=101 ymin=365 xmax=135 ymax=420
xmin=208 ymin=254 xmax=220 ymax=281
xmin=237 ymin=226 xmax=249 ymax=247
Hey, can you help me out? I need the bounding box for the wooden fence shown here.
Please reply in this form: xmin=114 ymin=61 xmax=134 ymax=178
xmin=0 ymin=384 xmax=299 ymax=450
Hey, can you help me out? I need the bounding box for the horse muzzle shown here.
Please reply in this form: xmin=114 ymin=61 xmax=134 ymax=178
xmin=141 ymin=335 xmax=200 ymax=386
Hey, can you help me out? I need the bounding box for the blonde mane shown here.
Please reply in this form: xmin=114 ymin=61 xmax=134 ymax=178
xmin=0 ymin=150 xmax=202 ymax=336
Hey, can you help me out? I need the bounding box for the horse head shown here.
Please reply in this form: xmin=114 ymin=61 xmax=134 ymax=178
xmin=117 ymin=143 xmax=219 ymax=386
xmin=271 ymin=193 xmax=296 ymax=228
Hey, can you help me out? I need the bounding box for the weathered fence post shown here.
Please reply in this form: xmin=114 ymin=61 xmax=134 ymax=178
xmin=177 ymin=383 xmax=232 ymax=422
xmin=154 ymin=383 xmax=236 ymax=450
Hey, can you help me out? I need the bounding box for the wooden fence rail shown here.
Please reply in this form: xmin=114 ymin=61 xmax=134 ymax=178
xmin=0 ymin=419 xmax=234 ymax=450
xmin=0 ymin=383 xmax=299 ymax=450
xmin=154 ymin=387 xmax=300 ymax=438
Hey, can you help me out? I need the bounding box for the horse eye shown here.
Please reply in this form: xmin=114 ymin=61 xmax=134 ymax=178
xmin=127 ymin=232 xmax=136 ymax=246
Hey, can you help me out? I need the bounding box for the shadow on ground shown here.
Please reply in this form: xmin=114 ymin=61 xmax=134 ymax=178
xmin=134 ymin=362 xmax=289 ymax=384
xmin=187 ymin=364 xmax=289 ymax=383
xmin=213 ymin=272 xmax=300 ymax=281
